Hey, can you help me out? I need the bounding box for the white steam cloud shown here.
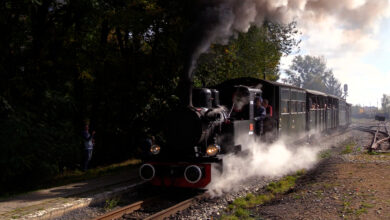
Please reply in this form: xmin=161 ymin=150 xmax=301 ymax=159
xmin=207 ymin=135 xmax=320 ymax=197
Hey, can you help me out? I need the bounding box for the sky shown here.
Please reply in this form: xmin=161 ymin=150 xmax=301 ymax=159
xmin=280 ymin=0 xmax=390 ymax=107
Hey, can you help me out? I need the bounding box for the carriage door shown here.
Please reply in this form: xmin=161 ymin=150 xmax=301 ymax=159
xmin=279 ymin=88 xmax=290 ymax=135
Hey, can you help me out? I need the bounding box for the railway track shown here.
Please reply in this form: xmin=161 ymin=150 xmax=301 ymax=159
xmin=94 ymin=197 xmax=156 ymax=220
xmin=352 ymin=122 xmax=390 ymax=151
xmin=143 ymin=194 xmax=205 ymax=220
xmin=94 ymin=190 xmax=206 ymax=220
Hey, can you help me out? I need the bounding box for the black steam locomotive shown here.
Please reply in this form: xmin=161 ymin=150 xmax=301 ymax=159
xmin=139 ymin=77 xmax=351 ymax=188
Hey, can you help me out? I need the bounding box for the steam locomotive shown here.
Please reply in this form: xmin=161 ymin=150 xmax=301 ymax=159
xmin=139 ymin=77 xmax=351 ymax=188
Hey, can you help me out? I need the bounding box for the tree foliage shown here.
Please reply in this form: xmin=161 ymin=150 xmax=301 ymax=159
xmin=0 ymin=0 xmax=190 ymax=193
xmin=283 ymin=55 xmax=342 ymax=97
xmin=381 ymin=94 xmax=390 ymax=115
xmin=193 ymin=22 xmax=300 ymax=87
xmin=0 ymin=0 xmax=300 ymax=194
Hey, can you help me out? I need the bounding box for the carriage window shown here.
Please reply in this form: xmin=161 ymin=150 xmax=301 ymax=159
xmin=281 ymin=88 xmax=290 ymax=100
xmin=299 ymin=92 xmax=306 ymax=101
xmin=297 ymin=101 xmax=306 ymax=112
xmin=309 ymin=98 xmax=316 ymax=110
xmin=281 ymin=100 xmax=289 ymax=113
xmin=291 ymin=91 xmax=298 ymax=100
xmin=290 ymin=101 xmax=297 ymax=113
xmin=297 ymin=102 xmax=303 ymax=112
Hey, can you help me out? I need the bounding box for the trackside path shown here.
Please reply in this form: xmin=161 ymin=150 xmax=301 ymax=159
xmin=0 ymin=168 xmax=140 ymax=220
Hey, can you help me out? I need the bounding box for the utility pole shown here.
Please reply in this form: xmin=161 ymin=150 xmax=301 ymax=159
xmin=343 ymin=84 xmax=348 ymax=99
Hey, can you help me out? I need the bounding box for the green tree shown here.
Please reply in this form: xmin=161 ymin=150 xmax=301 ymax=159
xmin=325 ymin=74 xmax=342 ymax=97
xmin=193 ymin=22 xmax=300 ymax=86
xmin=381 ymin=94 xmax=390 ymax=115
xmin=0 ymin=0 xmax=302 ymax=194
xmin=0 ymin=0 xmax=194 ymax=194
xmin=283 ymin=55 xmax=342 ymax=97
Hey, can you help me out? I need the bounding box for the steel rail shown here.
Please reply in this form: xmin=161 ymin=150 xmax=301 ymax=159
xmin=352 ymin=123 xmax=390 ymax=151
xmin=94 ymin=196 xmax=158 ymax=220
xmin=144 ymin=194 xmax=206 ymax=220
xmin=353 ymin=126 xmax=389 ymax=137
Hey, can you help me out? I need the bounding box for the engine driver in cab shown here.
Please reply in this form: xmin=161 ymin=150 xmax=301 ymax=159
xmin=262 ymin=99 xmax=273 ymax=117
xmin=254 ymin=96 xmax=266 ymax=136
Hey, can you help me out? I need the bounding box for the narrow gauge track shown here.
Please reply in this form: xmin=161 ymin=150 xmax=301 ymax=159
xmin=94 ymin=190 xmax=205 ymax=220
xmin=94 ymin=197 xmax=157 ymax=220
xmin=142 ymin=194 xmax=206 ymax=220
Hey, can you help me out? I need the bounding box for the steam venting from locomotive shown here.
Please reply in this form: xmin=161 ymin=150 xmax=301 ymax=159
xmin=207 ymin=137 xmax=321 ymax=196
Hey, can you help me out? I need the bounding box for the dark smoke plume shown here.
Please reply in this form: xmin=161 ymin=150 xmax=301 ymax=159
xmin=183 ymin=0 xmax=389 ymax=83
xmin=183 ymin=0 xmax=287 ymax=82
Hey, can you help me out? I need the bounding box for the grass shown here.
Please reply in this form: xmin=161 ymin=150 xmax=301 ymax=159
xmin=319 ymin=150 xmax=332 ymax=159
xmin=367 ymin=151 xmax=390 ymax=156
xmin=223 ymin=170 xmax=305 ymax=219
xmin=361 ymin=202 xmax=374 ymax=208
xmin=266 ymin=174 xmax=299 ymax=194
xmin=342 ymin=200 xmax=354 ymax=215
xmin=54 ymin=158 xmax=141 ymax=182
xmin=293 ymin=193 xmax=302 ymax=199
xmin=341 ymin=142 xmax=356 ymax=154
xmin=221 ymin=215 xmax=240 ymax=220
xmin=347 ymin=151 xmax=390 ymax=163
xmin=314 ymin=190 xmax=323 ymax=198
xmin=234 ymin=208 xmax=251 ymax=218
xmin=367 ymin=151 xmax=379 ymax=155
xmin=323 ymin=183 xmax=338 ymax=189
xmin=355 ymin=208 xmax=367 ymax=216
xmin=341 ymin=199 xmax=375 ymax=218
xmin=348 ymin=202 xmax=375 ymax=217
xmin=228 ymin=193 xmax=274 ymax=210
xmin=104 ymin=197 xmax=120 ymax=211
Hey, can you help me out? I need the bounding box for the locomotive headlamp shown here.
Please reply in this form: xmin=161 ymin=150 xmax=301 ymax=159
xmin=206 ymin=144 xmax=220 ymax=156
xmin=150 ymin=145 xmax=161 ymax=155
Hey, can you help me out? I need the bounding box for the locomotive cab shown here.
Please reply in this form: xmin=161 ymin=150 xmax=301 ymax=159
xmin=234 ymin=87 xmax=260 ymax=134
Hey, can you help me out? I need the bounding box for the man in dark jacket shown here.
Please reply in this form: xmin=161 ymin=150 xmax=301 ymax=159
xmin=82 ymin=123 xmax=95 ymax=171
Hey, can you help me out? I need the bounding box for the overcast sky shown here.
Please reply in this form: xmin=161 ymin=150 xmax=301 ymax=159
xmin=280 ymin=0 xmax=390 ymax=107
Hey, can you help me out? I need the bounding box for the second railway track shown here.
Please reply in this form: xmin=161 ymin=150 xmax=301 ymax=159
xmin=352 ymin=122 xmax=390 ymax=151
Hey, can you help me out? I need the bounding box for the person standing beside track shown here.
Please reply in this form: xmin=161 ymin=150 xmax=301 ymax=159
xmin=82 ymin=122 xmax=95 ymax=171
